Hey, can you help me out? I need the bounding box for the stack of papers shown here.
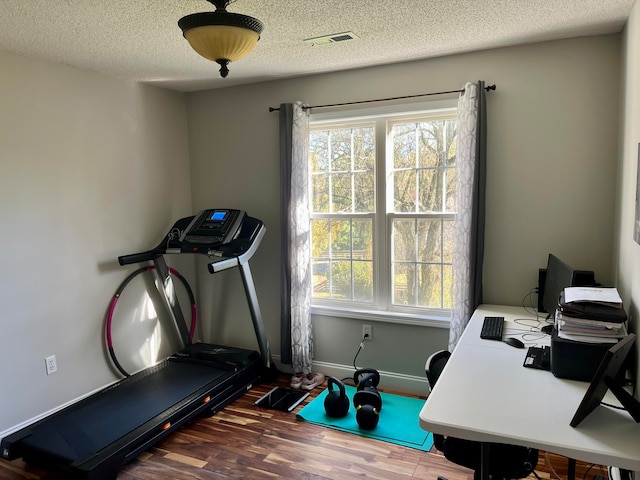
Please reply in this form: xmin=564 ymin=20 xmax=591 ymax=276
xmin=563 ymin=286 xmax=622 ymax=306
xmin=556 ymin=287 xmax=627 ymax=344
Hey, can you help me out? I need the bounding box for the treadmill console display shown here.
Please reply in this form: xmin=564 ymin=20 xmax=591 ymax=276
xmin=210 ymin=211 xmax=227 ymax=221
xmin=181 ymin=209 xmax=245 ymax=246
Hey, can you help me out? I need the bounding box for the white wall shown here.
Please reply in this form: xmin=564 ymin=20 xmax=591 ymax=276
xmin=186 ymin=34 xmax=621 ymax=392
xmin=0 ymin=50 xmax=193 ymax=434
xmin=615 ymin=1 xmax=640 ymax=393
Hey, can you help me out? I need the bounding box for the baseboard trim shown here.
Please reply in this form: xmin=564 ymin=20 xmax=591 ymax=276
xmin=270 ymin=355 xmax=428 ymax=397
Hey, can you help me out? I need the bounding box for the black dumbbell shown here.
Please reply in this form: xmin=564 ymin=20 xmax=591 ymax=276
xmin=323 ymin=376 xmax=350 ymax=418
xmin=353 ymin=369 xmax=382 ymax=429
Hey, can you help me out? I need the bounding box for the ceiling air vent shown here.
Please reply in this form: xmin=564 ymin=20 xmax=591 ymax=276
xmin=303 ymin=31 xmax=359 ymax=46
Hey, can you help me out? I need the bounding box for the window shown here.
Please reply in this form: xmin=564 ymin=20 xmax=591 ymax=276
xmin=309 ymin=104 xmax=458 ymax=323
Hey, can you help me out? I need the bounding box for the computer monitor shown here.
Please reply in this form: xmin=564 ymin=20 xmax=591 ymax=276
xmin=542 ymin=254 xmax=575 ymax=319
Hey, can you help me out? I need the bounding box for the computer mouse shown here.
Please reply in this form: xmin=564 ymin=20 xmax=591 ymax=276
xmin=541 ymin=325 xmax=554 ymax=335
xmin=504 ymin=337 xmax=525 ymax=349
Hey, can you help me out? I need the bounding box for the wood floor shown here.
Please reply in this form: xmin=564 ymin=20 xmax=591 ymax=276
xmin=0 ymin=375 xmax=606 ymax=480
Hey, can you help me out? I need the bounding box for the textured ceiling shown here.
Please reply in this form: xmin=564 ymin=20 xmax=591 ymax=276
xmin=0 ymin=0 xmax=634 ymax=92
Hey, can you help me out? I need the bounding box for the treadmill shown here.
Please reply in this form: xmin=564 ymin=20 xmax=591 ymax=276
xmin=1 ymin=209 xmax=273 ymax=480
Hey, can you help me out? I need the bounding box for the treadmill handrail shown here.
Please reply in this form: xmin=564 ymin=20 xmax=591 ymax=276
xmin=207 ymin=221 xmax=266 ymax=273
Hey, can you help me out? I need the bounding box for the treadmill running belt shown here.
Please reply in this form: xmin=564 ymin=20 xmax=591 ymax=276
xmin=22 ymin=362 xmax=225 ymax=462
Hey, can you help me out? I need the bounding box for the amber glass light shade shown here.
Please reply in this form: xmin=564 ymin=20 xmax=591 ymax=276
xmin=184 ymin=25 xmax=259 ymax=62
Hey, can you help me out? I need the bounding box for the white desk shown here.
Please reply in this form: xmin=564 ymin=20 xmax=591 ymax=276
xmin=419 ymin=305 xmax=640 ymax=476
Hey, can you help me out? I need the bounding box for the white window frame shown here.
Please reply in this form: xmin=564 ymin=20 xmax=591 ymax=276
xmin=309 ymin=99 xmax=458 ymax=327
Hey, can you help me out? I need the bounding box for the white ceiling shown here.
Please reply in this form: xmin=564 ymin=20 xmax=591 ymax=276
xmin=0 ymin=0 xmax=635 ymax=92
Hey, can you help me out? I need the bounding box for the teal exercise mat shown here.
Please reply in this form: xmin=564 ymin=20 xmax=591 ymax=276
xmin=296 ymin=384 xmax=434 ymax=451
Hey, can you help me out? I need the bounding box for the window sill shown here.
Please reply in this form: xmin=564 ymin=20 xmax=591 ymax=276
xmin=310 ymin=304 xmax=451 ymax=328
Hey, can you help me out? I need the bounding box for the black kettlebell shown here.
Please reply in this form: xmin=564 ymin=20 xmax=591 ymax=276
xmin=355 ymin=401 xmax=381 ymax=430
xmin=354 ymin=368 xmax=380 ymax=393
xmin=323 ymin=376 xmax=350 ymax=418
xmin=353 ymin=369 xmax=383 ymax=430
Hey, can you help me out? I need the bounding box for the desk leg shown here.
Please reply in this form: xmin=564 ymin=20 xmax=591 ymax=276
xmin=480 ymin=443 xmax=490 ymax=480
xmin=568 ymin=458 xmax=576 ymax=480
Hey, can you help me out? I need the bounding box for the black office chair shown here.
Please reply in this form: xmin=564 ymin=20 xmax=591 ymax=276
xmin=425 ymin=350 xmax=539 ymax=480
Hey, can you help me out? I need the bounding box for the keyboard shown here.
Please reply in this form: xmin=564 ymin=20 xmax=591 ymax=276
xmin=480 ymin=316 xmax=504 ymax=341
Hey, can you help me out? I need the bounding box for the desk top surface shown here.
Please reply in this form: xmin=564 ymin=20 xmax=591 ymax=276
xmin=419 ymin=305 xmax=640 ymax=471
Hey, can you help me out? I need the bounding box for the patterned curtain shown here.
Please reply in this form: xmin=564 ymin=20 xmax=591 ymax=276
xmin=449 ymin=81 xmax=487 ymax=351
xmin=279 ymin=102 xmax=313 ymax=373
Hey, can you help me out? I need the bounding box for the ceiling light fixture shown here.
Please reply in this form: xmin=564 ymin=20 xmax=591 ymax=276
xmin=178 ymin=0 xmax=263 ymax=78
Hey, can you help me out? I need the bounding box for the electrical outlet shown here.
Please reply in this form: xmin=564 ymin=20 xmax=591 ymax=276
xmin=362 ymin=324 xmax=373 ymax=340
xmin=45 ymin=355 xmax=57 ymax=375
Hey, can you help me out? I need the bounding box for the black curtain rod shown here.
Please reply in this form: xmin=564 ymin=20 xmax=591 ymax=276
xmin=268 ymin=84 xmax=496 ymax=112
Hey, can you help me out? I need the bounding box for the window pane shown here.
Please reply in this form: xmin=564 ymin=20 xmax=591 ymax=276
xmin=311 ymin=173 xmax=329 ymax=213
xmin=445 ymin=167 xmax=456 ymax=212
xmin=394 ymin=169 xmax=416 ymax=212
xmin=330 ymin=129 xmax=352 ymax=172
xmin=419 ymin=264 xmax=443 ymax=308
xmin=445 ymin=119 xmax=458 ymax=167
xmin=392 ymin=123 xmax=416 ymax=169
xmin=311 ymin=125 xmax=375 ymax=215
xmin=332 ymin=173 xmax=352 ymax=212
xmin=393 ymin=219 xmax=416 ymax=261
xmin=330 ymin=219 xmax=351 ymax=257
xmin=353 ymin=260 xmax=373 ymax=301
xmin=443 ymin=264 xmax=452 ymax=309
xmin=392 ymin=217 xmax=454 ymax=308
xmin=417 ymin=219 xmax=442 ymax=263
xmin=354 ymin=171 xmax=374 ymax=212
xmin=418 ymin=122 xmax=441 ymax=168
xmin=310 ymin=130 xmax=329 ymax=172
xmin=331 ymin=260 xmax=352 ymax=299
xmin=311 ymin=217 xmax=373 ymax=302
xmin=443 ymin=219 xmax=454 ymax=263
xmin=311 ymin=219 xmax=329 ymax=258
xmin=392 ymin=118 xmax=460 ymax=215
xmin=393 ymin=263 xmax=414 ymax=305
xmin=312 ymin=262 xmax=329 ymax=298
xmin=354 ymin=127 xmax=375 ymax=171
xmin=418 ymin=168 xmax=441 ymax=212
xmin=352 ymin=219 xmax=373 ymax=260
xmin=311 ymin=219 xmax=330 ymax=299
